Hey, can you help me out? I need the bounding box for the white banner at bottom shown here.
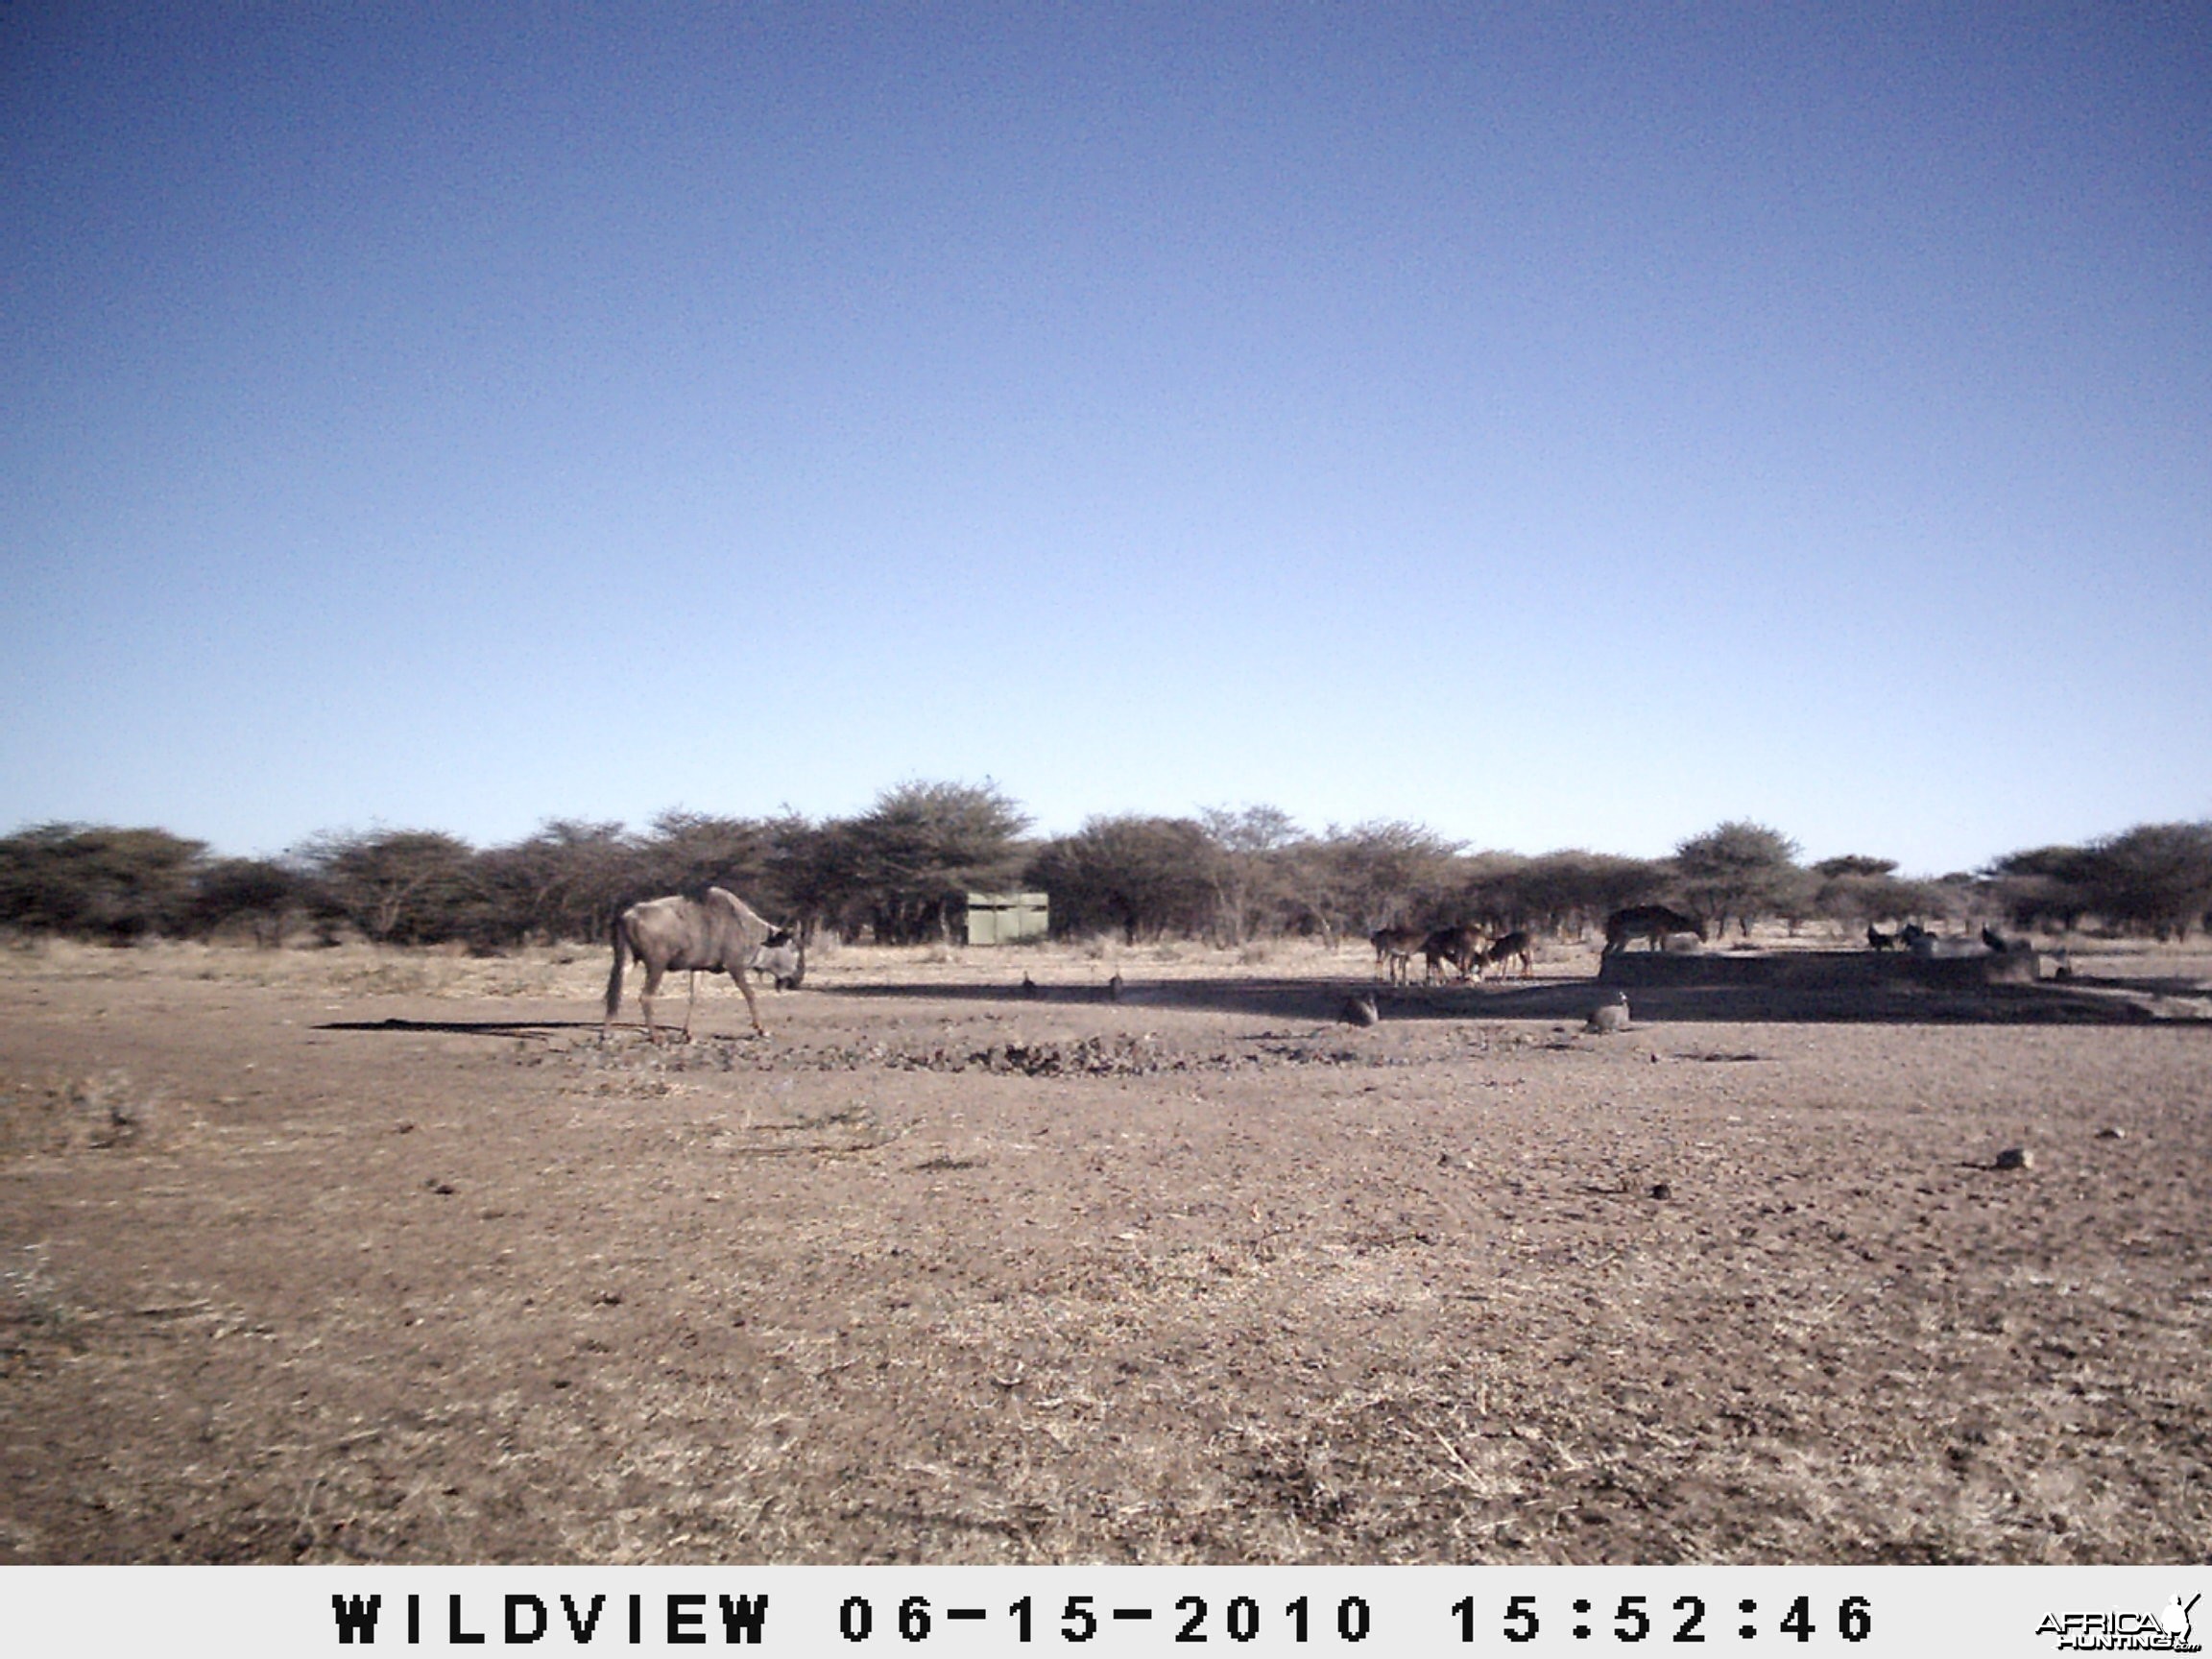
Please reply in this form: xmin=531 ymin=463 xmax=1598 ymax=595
xmin=0 ymin=1564 xmax=2201 ymax=1656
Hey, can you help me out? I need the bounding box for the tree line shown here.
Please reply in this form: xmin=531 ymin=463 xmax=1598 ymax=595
xmin=3 ymin=783 xmax=2209 ymax=950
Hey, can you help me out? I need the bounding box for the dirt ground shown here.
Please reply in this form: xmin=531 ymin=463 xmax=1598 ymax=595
xmin=3 ymin=931 xmax=2207 ymax=1565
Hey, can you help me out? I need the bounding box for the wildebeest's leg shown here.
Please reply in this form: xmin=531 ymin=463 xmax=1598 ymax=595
xmin=681 ymin=970 xmax=699 ymax=1041
xmin=729 ymin=967 xmax=768 ymax=1036
xmin=640 ymin=962 xmax=666 ymax=1045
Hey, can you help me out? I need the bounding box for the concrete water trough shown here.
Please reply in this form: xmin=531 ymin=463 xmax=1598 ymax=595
xmin=1597 ymin=946 xmax=2043 ymax=990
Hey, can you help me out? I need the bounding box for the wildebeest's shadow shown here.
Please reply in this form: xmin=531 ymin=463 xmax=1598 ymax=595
xmin=823 ymin=976 xmax=2192 ymax=1026
xmin=316 ymin=1017 xmax=607 ymax=1037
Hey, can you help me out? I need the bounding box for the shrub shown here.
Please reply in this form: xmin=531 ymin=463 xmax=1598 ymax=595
xmin=0 ymin=824 xmax=206 ymax=942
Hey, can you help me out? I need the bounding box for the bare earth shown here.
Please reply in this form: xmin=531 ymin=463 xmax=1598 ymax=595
xmin=3 ymin=934 xmax=2207 ymax=1565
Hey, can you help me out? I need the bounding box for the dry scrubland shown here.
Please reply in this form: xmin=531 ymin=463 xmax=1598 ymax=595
xmin=2 ymin=929 xmax=2208 ymax=1564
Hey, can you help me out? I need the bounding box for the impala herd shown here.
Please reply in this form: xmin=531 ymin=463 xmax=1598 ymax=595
xmin=1369 ymin=922 xmax=1541 ymax=985
xmin=1369 ymin=905 xmax=1702 ymax=985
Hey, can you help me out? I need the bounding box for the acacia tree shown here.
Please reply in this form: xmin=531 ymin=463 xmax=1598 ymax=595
xmin=1984 ymin=844 xmax=2098 ymax=932
xmin=472 ymin=820 xmax=637 ymax=945
xmin=1197 ymin=804 xmax=1301 ymax=944
xmin=301 ymin=829 xmax=478 ymax=945
xmin=1301 ymin=821 xmax=1465 ymax=941
xmin=2081 ymin=822 xmax=2212 ymax=939
xmin=1494 ymin=851 xmax=1670 ymax=937
xmin=1028 ymin=815 xmax=1218 ymax=943
xmin=839 ymin=781 xmax=1031 ymax=945
xmin=1813 ymin=855 xmax=1896 ymax=880
xmin=1672 ymin=821 xmax=1808 ymax=937
xmin=766 ymin=814 xmax=869 ymax=944
xmin=1807 ymin=855 xmax=1945 ymax=933
xmin=635 ymin=811 xmax=776 ymax=901
xmin=0 ymin=823 xmax=208 ymax=942
xmin=753 ymin=812 xmax=837 ymax=945
xmin=191 ymin=857 xmax=311 ymax=947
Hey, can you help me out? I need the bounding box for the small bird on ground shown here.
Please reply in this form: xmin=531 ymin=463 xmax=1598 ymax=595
xmin=1586 ymin=991 xmax=1630 ymax=1034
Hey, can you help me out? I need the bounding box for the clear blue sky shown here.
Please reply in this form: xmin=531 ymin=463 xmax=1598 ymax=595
xmin=5 ymin=4 xmax=2206 ymax=876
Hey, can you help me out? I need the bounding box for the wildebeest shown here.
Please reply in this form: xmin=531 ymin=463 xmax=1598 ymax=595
xmin=1601 ymin=904 xmax=1706 ymax=954
xmin=1422 ymin=925 xmax=1485 ymax=985
xmin=1866 ymin=926 xmax=1896 ymax=951
xmin=1370 ymin=926 xmax=1426 ymax=985
xmin=1982 ymin=925 xmax=2012 ymax=954
xmin=1482 ymin=929 xmax=1534 ymax=978
xmin=603 ymin=887 xmax=804 ymax=1043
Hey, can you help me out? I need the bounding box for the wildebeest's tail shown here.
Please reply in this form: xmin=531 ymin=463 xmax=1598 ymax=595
xmin=604 ymin=917 xmax=631 ymax=1024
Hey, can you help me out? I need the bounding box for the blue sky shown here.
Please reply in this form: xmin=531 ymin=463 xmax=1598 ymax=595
xmin=4 ymin=4 xmax=2206 ymax=876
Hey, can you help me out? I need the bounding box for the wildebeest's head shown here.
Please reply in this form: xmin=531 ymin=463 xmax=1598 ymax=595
xmin=757 ymin=927 xmax=805 ymax=991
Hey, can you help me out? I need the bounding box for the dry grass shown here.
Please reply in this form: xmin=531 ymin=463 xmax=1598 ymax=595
xmin=0 ymin=936 xmax=601 ymax=999
xmin=0 ymin=1070 xmax=162 ymax=1158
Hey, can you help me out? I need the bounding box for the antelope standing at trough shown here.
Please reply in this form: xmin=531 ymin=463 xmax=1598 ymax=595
xmin=1422 ymin=925 xmax=1485 ymax=985
xmin=1370 ymin=926 xmax=1426 ymax=985
xmin=603 ymin=887 xmax=803 ymax=1043
xmin=1482 ymin=929 xmax=1534 ymax=978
